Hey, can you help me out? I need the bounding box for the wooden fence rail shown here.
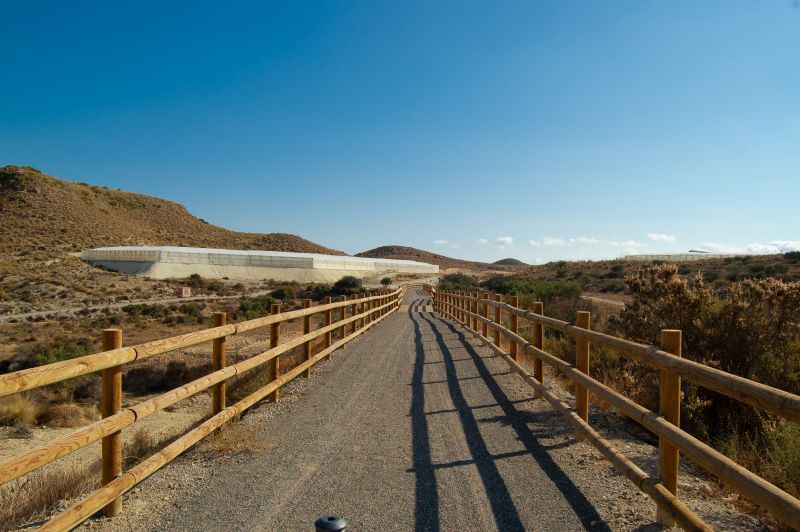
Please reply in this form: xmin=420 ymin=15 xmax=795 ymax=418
xmin=0 ymin=286 xmax=406 ymax=530
xmin=431 ymin=289 xmax=800 ymax=531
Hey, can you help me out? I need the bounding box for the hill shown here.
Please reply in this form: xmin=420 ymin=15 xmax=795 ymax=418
xmin=356 ymin=245 xmax=492 ymax=271
xmin=0 ymin=166 xmax=343 ymax=256
xmin=493 ymin=258 xmax=528 ymax=267
xmin=0 ymin=165 xmax=343 ymax=313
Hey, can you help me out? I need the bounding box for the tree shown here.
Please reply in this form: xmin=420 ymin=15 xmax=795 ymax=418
xmin=380 ymin=277 xmax=392 ymax=286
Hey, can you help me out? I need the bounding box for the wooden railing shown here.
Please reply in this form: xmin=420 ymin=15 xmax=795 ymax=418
xmin=431 ymin=289 xmax=800 ymax=531
xmin=0 ymin=286 xmax=406 ymax=530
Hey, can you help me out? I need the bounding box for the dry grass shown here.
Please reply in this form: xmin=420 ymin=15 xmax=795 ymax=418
xmin=0 ymin=393 xmax=40 ymax=426
xmin=198 ymin=419 xmax=273 ymax=455
xmin=0 ymin=461 xmax=98 ymax=530
xmin=124 ymin=428 xmax=161 ymax=467
xmin=38 ymin=403 xmax=99 ymax=428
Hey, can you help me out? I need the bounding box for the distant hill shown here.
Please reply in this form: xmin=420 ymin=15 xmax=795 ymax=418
xmin=493 ymin=258 xmax=527 ymax=267
xmin=0 ymin=165 xmax=343 ymax=312
xmin=0 ymin=165 xmax=344 ymax=256
xmin=356 ymin=245 xmax=491 ymax=270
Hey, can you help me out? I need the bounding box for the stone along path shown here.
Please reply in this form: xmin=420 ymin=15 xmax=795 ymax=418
xmin=109 ymin=288 xmax=616 ymax=531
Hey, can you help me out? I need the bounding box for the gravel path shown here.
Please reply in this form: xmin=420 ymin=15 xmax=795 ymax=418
xmin=83 ymin=288 xmax=762 ymax=531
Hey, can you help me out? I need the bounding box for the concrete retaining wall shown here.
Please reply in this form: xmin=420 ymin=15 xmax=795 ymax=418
xmin=82 ymin=246 xmax=438 ymax=281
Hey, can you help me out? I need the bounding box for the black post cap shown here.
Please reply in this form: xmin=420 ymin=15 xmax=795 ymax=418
xmin=315 ymin=515 xmax=347 ymax=532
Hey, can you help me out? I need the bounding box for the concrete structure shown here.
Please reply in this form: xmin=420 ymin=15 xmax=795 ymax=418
xmin=621 ymin=252 xmax=736 ymax=262
xmin=82 ymin=246 xmax=439 ymax=282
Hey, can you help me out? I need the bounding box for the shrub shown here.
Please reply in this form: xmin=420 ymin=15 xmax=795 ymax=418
xmin=332 ymin=275 xmax=362 ymax=295
xmin=610 ymin=264 xmax=800 ymax=495
xmin=784 ymin=251 xmax=800 ymax=263
xmin=381 ymin=277 xmax=392 ymax=286
xmin=30 ymin=340 xmax=92 ymax=366
xmin=271 ymin=286 xmax=296 ymax=300
xmin=439 ymin=273 xmax=479 ymax=291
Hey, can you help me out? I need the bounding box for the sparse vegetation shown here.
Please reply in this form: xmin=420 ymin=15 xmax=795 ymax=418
xmin=570 ymin=264 xmax=800 ymax=498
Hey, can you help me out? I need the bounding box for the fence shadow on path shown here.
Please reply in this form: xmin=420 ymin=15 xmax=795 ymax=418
xmin=418 ymin=311 xmax=609 ymax=531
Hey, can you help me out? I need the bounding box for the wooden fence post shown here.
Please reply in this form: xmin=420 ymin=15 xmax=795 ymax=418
xmin=509 ymin=296 xmax=519 ymax=362
xmin=658 ymin=329 xmax=682 ymax=526
xmin=350 ymin=295 xmax=357 ymax=334
xmin=302 ymin=300 xmax=312 ymax=378
xmin=212 ymin=312 xmax=227 ymax=414
xmin=470 ymin=292 xmax=476 ymax=331
xmin=324 ymin=296 xmax=332 ymax=351
xmin=533 ymin=302 xmax=544 ymax=397
xmin=576 ymin=311 xmax=591 ymax=422
xmin=493 ymin=294 xmax=502 ymax=347
xmin=101 ymin=328 xmax=123 ymax=517
xmin=339 ymin=295 xmax=347 ymax=339
xmin=481 ymin=293 xmax=489 ymax=337
xmin=268 ymin=303 xmax=281 ymax=402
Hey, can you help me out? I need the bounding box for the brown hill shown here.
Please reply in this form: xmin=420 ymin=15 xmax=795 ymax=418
xmin=493 ymin=258 xmax=527 ymax=267
xmin=0 ymin=165 xmax=343 ymax=256
xmin=356 ymin=245 xmax=491 ymax=271
xmin=0 ymin=165 xmax=343 ymax=314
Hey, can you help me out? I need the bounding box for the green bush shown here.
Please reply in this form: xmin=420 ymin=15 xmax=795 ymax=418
xmin=381 ymin=277 xmax=392 ymax=286
xmin=238 ymin=295 xmax=277 ymax=320
xmin=784 ymin=251 xmax=800 ymax=263
xmin=31 ymin=340 xmax=93 ymax=366
xmin=332 ymin=275 xmax=362 ymax=295
xmin=439 ymin=273 xmax=479 ymax=291
xmin=271 ymin=286 xmax=296 ymax=300
xmin=611 ymin=264 xmax=800 ymax=496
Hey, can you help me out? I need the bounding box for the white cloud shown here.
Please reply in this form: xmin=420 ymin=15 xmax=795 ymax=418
xmin=433 ymin=239 xmax=450 ymax=246
xmin=608 ymin=239 xmax=641 ymax=248
xmin=495 ymin=236 xmax=514 ymax=248
xmin=570 ymin=236 xmax=601 ymax=244
xmin=700 ymin=241 xmax=800 ymax=254
xmin=529 ymin=237 xmax=567 ymax=247
xmin=476 ymin=238 xmax=488 ymax=246
xmin=647 ymin=233 xmax=677 ymax=242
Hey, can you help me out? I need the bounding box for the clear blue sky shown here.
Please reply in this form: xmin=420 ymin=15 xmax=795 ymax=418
xmin=2 ymin=1 xmax=799 ymax=263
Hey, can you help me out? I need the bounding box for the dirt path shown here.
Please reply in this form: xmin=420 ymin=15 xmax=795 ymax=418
xmin=83 ymin=288 xmax=760 ymax=531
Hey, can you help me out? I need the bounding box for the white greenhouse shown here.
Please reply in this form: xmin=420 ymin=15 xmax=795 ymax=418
xmin=81 ymin=246 xmax=438 ymax=282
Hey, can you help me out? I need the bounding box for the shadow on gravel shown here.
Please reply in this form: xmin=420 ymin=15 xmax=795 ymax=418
xmin=420 ymin=313 xmax=610 ymax=532
xmin=414 ymin=312 xmax=526 ymax=532
xmin=410 ymin=312 xmax=441 ymax=531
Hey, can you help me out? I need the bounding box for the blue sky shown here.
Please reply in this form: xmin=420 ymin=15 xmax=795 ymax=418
xmin=2 ymin=1 xmax=799 ymax=263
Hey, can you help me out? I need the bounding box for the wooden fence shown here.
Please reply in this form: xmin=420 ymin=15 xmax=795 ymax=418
xmin=0 ymin=286 xmax=406 ymax=530
xmin=428 ymin=289 xmax=800 ymax=531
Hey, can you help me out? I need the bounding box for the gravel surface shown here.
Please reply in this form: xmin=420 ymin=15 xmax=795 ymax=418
xmin=79 ymin=289 xmax=763 ymax=531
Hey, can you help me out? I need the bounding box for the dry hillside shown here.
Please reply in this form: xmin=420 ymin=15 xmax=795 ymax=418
xmin=356 ymin=245 xmax=494 ymax=271
xmin=0 ymin=166 xmax=343 ymax=255
xmin=0 ymin=165 xmax=343 ymax=314
xmin=493 ymin=258 xmax=528 ymax=267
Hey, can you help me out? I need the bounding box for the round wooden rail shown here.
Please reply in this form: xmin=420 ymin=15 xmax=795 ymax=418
xmin=0 ymin=288 xmax=404 ymax=399
xmin=39 ymin=298 xmax=403 ymax=530
xmin=444 ymin=292 xmax=800 ymax=424
xmin=435 ymin=291 xmax=800 ymax=530
xmin=0 ymin=291 xmax=405 ymax=489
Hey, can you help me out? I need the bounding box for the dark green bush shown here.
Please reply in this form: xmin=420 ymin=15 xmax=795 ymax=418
xmin=439 ymin=273 xmax=479 ymax=291
xmin=381 ymin=277 xmax=392 ymax=286
xmin=332 ymin=276 xmax=362 ymax=295
xmin=271 ymin=286 xmax=296 ymax=300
